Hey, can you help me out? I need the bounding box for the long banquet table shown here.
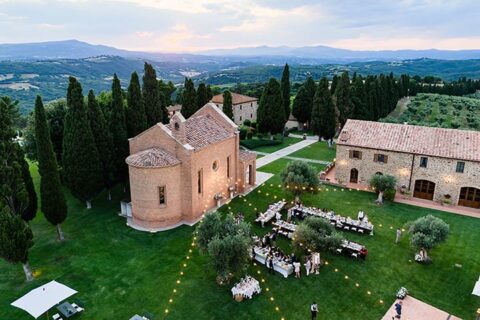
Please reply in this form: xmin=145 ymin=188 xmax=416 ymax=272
xmin=252 ymin=246 xmax=293 ymax=278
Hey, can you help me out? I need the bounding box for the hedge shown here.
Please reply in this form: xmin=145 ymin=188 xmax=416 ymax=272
xmin=240 ymin=139 xmax=282 ymax=149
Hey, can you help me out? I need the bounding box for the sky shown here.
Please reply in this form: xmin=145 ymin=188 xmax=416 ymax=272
xmin=0 ymin=0 xmax=479 ymax=52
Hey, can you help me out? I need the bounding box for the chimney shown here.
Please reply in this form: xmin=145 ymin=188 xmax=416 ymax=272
xmin=170 ymin=112 xmax=187 ymax=145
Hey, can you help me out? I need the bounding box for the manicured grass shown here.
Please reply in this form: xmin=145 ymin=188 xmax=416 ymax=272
xmin=1 ymin=161 xmax=479 ymax=319
xmin=251 ymin=136 xmax=302 ymax=154
xmin=289 ymin=141 xmax=337 ymax=162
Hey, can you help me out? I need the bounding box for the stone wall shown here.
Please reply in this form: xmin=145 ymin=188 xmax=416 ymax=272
xmin=215 ymin=101 xmax=258 ymax=125
xmin=336 ymin=144 xmax=480 ymax=206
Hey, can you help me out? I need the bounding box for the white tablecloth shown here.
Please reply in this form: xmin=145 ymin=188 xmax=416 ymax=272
xmin=231 ymin=276 xmax=261 ymax=299
xmin=253 ymin=247 xmax=293 ymax=278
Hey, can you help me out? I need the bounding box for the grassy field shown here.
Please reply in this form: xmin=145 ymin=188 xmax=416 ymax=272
xmin=288 ymin=141 xmax=336 ymax=162
xmin=1 ymin=160 xmax=479 ymax=320
xmin=251 ymin=136 xmax=302 ymax=154
xmin=381 ymin=93 xmax=480 ymax=130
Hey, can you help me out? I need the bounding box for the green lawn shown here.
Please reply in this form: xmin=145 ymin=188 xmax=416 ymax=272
xmin=1 ymin=161 xmax=479 ymax=319
xmin=251 ymin=137 xmax=302 ymax=154
xmin=289 ymin=141 xmax=337 ymax=162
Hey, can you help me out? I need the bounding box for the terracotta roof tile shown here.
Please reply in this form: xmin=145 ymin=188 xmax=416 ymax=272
xmin=126 ymin=147 xmax=181 ymax=168
xmin=239 ymin=150 xmax=256 ymax=162
xmin=211 ymin=92 xmax=258 ymax=105
xmin=167 ymin=113 xmax=235 ymax=150
xmin=338 ymin=120 xmax=480 ymax=162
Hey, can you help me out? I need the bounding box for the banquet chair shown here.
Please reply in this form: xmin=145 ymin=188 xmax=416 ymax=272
xmin=52 ymin=314 xmax=63 ymax=320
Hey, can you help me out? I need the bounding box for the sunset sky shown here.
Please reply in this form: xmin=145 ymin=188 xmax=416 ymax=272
xmin=0 ymin=0 xmax=479 ymax=52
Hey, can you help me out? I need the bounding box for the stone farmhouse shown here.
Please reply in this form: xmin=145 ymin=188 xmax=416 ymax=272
xmin=335 ymin=120 xmax=480 ymax=209
xmin=125 ymin=103 xmax=257 ymax=231
xmin=211 ymin=92 xmax=258 ymax=125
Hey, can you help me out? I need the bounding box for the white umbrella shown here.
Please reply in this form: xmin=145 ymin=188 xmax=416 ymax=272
xmin=472 ymin=280 xmax=480 ymax=296
xmin=11 ymin=280 xmax=77 ymax=318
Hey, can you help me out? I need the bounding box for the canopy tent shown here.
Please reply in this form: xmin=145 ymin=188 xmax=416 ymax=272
xmin=473 ymin=278 xmax=480 ymax=296
xmin=11 ymin=280 xmax=77 ymax=319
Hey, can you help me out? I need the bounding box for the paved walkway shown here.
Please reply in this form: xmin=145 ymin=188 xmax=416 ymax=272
xmin=255 ymin=151 xmax=331 ymax=165
xmin=288 ymin=133 xmax=319 ymax=140
xmin=381 ymin=296 xmax=461 ymax=320
xmin=255 ymin=139 xmax=317 ymax=169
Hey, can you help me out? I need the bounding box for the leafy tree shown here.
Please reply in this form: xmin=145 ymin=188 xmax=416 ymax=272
xmin=292 ymin=77 xmax=316 ymax=128
xmin=281 ymin=63 xmax=291 ymax=121
xmin=0 ymin=97 xmax=29 ymax=216
xmin=181 ymin=78 xmax=197 ymax=118
xmin=257 ymin=78 xmax=285 ymax=134
xmin=222 ymin=90 xmax=233 ymax=120
xmin=109 ymin=74 xmax=129 ymax=184
xmin=292 ymin=217 xmax=344 ymax=254
xmin=0 ymin=205 xmax=34 ymax=281
xmin=197 ymin=82 xmax=208 ymax=109
xmin=126 ymin=72 xmax=147 ymax=137
xmin=143 ymin=63 xmax=167 ymax=125
xmin=280 ymin=160 xmax=319 ymax=202
xmin=368 ymin=174 xmax=397 ymax=204
xmin=406 ymin=215 xmax=449 ymax=260
xmin=62 ymin=77 xmax=103 ymax=208
xmin=196 ymin=212 xmax=252 ymax=284
xmin=311 ymin=77 xmax=336 ymax=146
xmin=87 ymin=91 xmax=116 ymax=200
xmin=335 ymin=72 xmax=353 ymax=127
xmin=35 ymin=96 xmax=68 ymax=240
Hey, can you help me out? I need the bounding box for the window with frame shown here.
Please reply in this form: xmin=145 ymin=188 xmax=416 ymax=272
xmin=240 ymin=105 xmax=242 ymax=110
xmin=419 ymin=157 xmax=428 ymax=168
xmin=349 ymin=150 xmax=362 ymax=159
xmin=198 ymin=169 xmax=203 ymax=194
xmin=374 ymin=154 xmax=388 ymax=163
xmin=158 ymin=186 xmax=166 ymax=205
xmin=240 ymin=116 xmax=242 ymax=121
xmin=456 ymin=161 xmax=465 ymax=173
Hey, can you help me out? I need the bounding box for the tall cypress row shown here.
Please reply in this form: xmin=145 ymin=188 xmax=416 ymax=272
xmin=206 ymin=85 xmax=213 ymax=101
xmin=222 ymin=90 xmax=234 ymax=120
xmin=280 ymin=63 xmax=291 ymax=122
xmin=335 ymin=72 xmax=353 ymax=127
xmin=87 ymin=90 xmax=116 ymax=200
xmin=19 ymin=150 xmax=37 ymax=222
xmin=257 ymin=78 xmax=285 ymax=134
xmin=126 ymin=72 xmax=147 ymax=137
xmin=197 ymin=83 xmax=208 ymax=109
xmin=143 ymin=63 xmax=167 ymax=125
xmin=62 ymin=77 xmax=103 ymax=208
xmin=311 ymin=77 xmax=336 ymax=146
xmin=110 ymin=74 xmax=129 ymax=184
xmin=35 ymin=96 xmax=68 ymax=240
xmin=181 ymin=78 xmax=197 ymax=118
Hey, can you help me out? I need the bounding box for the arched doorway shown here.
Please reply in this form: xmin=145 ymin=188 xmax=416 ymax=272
xmin=413 ymin=180 xmax=435 ymax=200
xmin=375 ymin=172 xmax=383 ymax=176
xmin=458 ymin=187 xmax=480 ymax=209
xmin=350 ymin=168 xmax=358 ymax=183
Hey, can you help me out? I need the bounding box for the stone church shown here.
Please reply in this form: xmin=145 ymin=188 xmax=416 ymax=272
xmin=125 ymin=103 xmax=256 ymax=231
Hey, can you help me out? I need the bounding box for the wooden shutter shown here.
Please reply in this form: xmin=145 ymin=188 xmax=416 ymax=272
xmin=373 ymin=154 xmax=378 ymax=162
xmin=349 ymin=150 xmax=353 ymax=159
xmin=384 ymin=155 xmax=388 ymax=163
xmin=358 ymin=151 xmax=363 ymax=160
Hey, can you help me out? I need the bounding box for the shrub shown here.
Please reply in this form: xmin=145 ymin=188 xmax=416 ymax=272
xmin=239 ymin=127 xmax=247 ymax=140
xmin=240 ymin=139 xmax=281 ymax=149
xmin=273 ymin=133 xmax=284 ymax=141
xmin=250 ymin=121 xmax=257 ymax=129
xmin=246 ymin=131 xmax=253 ymax=140
xmin=384 ymin=188 xmax=396 ymax=201
xmin=256 ymin=133 xmax=263 ymax=139
xmin=243 ymin=119 xmax=251 ymax=127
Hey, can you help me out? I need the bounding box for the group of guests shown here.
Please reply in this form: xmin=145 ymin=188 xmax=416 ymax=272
xmin=293 ymin=253 xmax=321 ymax=278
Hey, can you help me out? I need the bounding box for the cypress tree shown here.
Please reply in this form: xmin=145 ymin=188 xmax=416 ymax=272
xmin=35 ymin=96 xmax=68 ymax=240
xmin=109 ymin=74 xmax=129 ymax=184
xmin=280 ymin=63 xmax=291 ymax=121
xmin=335 ymin=72 xmax=353 ymax=127
xmin=158 ymin=80 xmax=176 ymax=106
xmin=181 ymin=78 xmax=197 ymax=118
xmin=0 ymin=96 xmax=29 ymax=216
xmin=206 ymin=85 xmax=213 ymax=100
xmin=351 ymin=76 xmax=369 ymax=120
xmin=126 ymin=72 xmax=147 ymax=137
xmin=257 ymin=78 xmax=285 ymax=134
xmin=0 ymin=205 xmax=34 ymax=281
xmin=87 ymin=91 xmax=116 ymax=200
xmin=292 ymin=77 xmax=316 ymax=129
xmin=143 ymin=63 xmax=167 ymax=125
xmin=62 ymin=77 xmax=103 ymax=208
xmin=197 ymin=82 xmax=208 ymax=109
xmin=19 ymin=152 xmax=37 ymax=222
xmin=222 ymin=90 xmax=234 ymax=120
xmin=311 ymin=77 xmax=336 ymax=146
xmin=330 ymin=75 xmax=339 ymax=95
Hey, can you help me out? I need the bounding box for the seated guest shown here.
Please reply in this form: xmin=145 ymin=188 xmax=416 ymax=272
xmin=360 ymin=247 xmax=368 ymax=261
xmin=358 ymin=210 xmax=365 ymax=221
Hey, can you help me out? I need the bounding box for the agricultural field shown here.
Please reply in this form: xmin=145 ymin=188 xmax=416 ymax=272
xmin=381 ymin=93 xmax=480 ymax=130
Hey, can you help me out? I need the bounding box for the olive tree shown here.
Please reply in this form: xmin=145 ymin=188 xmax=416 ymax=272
xmin=369 ymin=174 xmax=397 ymax=204
xmin=406 ymin=215 xmax=449 ymax=260
xmin=280 ymin=160 xmax=319 ymax=202
xmin=196 ymin=212 xmax=252 ymax=285
xmin=292 ymin=217 xmax=344 ymax=253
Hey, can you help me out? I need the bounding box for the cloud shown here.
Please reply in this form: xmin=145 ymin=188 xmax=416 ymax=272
xmin=136 ymin=31 xmax=154 ymax=38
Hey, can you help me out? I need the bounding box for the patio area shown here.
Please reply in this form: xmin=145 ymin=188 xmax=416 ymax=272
xmin=381 ymin=295 xmax=461 ymax=320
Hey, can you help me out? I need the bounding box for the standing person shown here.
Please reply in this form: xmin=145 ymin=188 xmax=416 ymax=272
xmin=392 ymin=300 xmax=402 ymax=319
xmin=268 ymin=257 xmax=274 ymax=274
xmin=305 ymin=258 xmax=312 ymax=276
xmin=395 ymin=228 xmax=402 ymax=244
xmin=360 ymin=247 xmax=368 ymax=261
xmin=310 ymin=302 xmax=318 ymax=320
xmin=293 ymin=261 xmax=301 ymax=278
